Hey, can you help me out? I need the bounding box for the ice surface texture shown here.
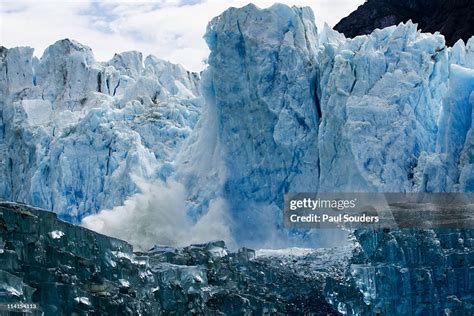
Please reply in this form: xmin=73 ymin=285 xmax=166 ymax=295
xmin=200 ymin=4 xmax=474 ymax=196
xmin=182 ymin=5 xmax=474 ymax=314
xmin=1 ymin=5 xmax=473 ymax=230
xmin=186 ymin=4 xmax=322 ymax=246
xmin=0 ymin=41 xmax=201 ymax=221
xmin=180 ymin=4 xmax=474 ymax=246
xmin=322 ymin=228 xmax=474 ymax=315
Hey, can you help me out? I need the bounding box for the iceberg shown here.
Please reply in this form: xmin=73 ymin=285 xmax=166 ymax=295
xmin=0 ymin=202 xmax=341 ymax=315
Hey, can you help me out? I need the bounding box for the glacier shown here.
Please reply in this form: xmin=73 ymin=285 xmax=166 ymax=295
xmin=1 ymin=5 xmax=473 ymax=243
xmin=0 ymin=40 xmax=201 ymax=222
xmin=1 ymin=3 xmax=474 ymax=315
xmin=179 ymin=6 xmax=473 ymax=314
xmin=171 ymin=4 xmax=474 ymax=247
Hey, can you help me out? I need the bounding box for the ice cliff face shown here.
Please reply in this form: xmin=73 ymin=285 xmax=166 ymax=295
xmin=1 ymin=3 xmax=473 ymax=246
xmin=188 ymin=4 xmax=322 ymax=244
xmin=317 ymin=22 xmax=451 ymax=192
xmin=417 ymin=61 xmax=474 ymax=192
xmin=0 ymin=40 xmax=201 ymax=221
xmin=178 ymin=4 xmax=474 ymax=247
xmin=2 ymin=3 xmax=473 ymax=245
xmin=199 ymin=4 xmax=474 ymax=198
xmin=344 ymin=228 xmax=474 ymax=315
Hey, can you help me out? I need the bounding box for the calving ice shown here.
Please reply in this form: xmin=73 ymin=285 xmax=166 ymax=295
xmin=1 ymin=1 xmax=474 ymax=315
xmin=2 ymin=3 xmax=474 ymax=247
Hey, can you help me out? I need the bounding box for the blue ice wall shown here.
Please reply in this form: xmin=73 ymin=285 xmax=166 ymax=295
xmin=0 ymin=40 xmax=201 ymax=221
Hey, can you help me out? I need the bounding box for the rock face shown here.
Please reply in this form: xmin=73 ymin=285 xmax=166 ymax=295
xmin=0 ymin=202 xmax=341 ymax=315
xmin=334 ymin=0 xmax=474 ymax=47
xmin=0 ymin=40 xmax=201 ymax=222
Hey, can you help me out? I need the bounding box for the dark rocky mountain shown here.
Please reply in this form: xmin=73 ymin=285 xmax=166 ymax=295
xmin=334 ymin=0 xmax=474 ymax=46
